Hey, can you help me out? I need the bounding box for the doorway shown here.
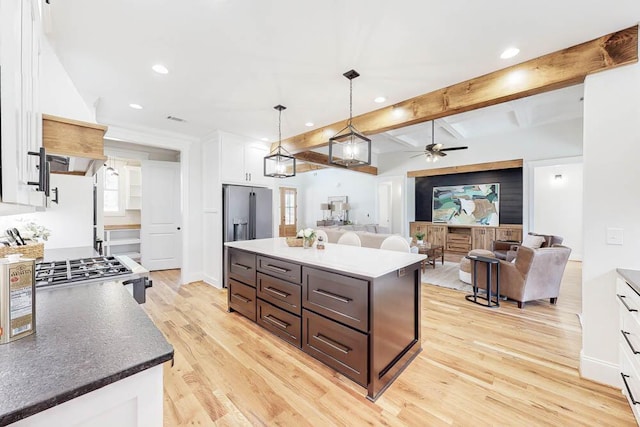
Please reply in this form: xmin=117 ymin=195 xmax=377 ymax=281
xmin=99 ymin=142 xmax=182 ymax=272
xmin=279 ymin=187 xmax=297 ymax=237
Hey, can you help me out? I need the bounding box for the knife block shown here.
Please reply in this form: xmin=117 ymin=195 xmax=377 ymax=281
xmin=0 ymin=242 xmax=44 ymax=260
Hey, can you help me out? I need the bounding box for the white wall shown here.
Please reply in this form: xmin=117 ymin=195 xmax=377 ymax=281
xmin=290 ymin=168 xmax=378 ymax=228
xmin=40 ymin=37 xmax=94 ymax=122
xmin=581 ymin=58 xmax=640 ymax=386
xmin=0 ymin=174 xmax=93 ymax=249
xmin=532 ymin=161 xmax=583 ymax=260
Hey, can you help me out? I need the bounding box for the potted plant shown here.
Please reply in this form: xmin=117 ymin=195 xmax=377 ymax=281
xmin=415 ymin=231 xmax=425 ymax=245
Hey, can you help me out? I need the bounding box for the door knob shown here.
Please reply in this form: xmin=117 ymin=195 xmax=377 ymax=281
xmin=177 ymin=227 xmax=181 ymax=230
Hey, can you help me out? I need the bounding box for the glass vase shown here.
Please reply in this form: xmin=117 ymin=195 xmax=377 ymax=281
xmin=303 ymin=238 xmax=313 ymax=249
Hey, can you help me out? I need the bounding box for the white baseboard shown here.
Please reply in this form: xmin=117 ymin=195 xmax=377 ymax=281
xmin=580 ymin=350 xmax=621 ymax=388
xmin=203 ymin=274 xmax=223 ymax=289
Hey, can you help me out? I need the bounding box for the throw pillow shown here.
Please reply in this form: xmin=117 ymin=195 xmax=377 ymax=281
xmin=521 ymin=234 xmax=545 ymax=249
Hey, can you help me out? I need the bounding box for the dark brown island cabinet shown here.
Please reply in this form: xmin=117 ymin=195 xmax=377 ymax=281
xmin=225 ymin=238 xmax=424 ymax=401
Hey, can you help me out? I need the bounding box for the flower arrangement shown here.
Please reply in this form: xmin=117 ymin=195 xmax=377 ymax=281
xmin=297 ymin=228 xmax=317 ymax=248
xmin=297 ymin=228 xmax=316 ymax=240
xmin=17 ymin=219 xmax=51 ymax=242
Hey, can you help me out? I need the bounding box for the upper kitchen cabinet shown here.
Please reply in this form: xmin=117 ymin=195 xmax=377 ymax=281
xmin=0 ymin=0 xmax=46 ymax=208
xmin=219 ymin=133 xmax=273 ymax=186
xmin=42 ymin=114 xmax=108 ymax=176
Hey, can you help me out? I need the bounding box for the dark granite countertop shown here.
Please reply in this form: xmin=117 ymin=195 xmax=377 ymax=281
xmin=0 ymin=280 xmax=173 ymax=426
xmin=618 ymin=269 xmax=640 ymax=295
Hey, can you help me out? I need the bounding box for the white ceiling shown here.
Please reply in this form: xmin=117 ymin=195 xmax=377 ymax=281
xmin=45 ymin=1 xmax=640 ymax=146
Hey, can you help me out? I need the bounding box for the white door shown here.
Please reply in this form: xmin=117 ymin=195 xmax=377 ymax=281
xmin=141 ymin=160 xmax=182 ymax=271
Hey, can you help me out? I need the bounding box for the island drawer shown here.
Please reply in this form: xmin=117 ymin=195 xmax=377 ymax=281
xmin=257 ymin=300 xmax=301 ymax=348
xmin=257 ymin=256 xmax=302 ymax=284
xmin=302 ymin=309 xmax=367 ymax=386
xmin=257 ymin=272 xmax=302 ymax=316
xmin=228 ymin=249 xmax=256 ymax=287
xmin=229 ymin=279 xmax=256 ymax=322
xmin=302 ymin=267 xmax=369 ymax=333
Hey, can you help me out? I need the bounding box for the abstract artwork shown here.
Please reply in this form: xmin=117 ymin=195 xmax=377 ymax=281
xmin=432 ymin=184 xmax=499 ymax=226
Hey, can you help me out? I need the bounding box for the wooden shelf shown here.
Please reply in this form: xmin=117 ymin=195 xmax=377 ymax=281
xmin=104 ymin=226 xmax=141 ymax=258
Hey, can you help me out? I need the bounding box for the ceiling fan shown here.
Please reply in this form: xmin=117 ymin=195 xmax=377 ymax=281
xmin=407 ymin=121 xmax=468 ymax=162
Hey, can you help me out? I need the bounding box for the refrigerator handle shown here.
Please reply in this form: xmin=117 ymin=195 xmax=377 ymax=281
xmin=249 ymin=191 xmax=255 ymax=239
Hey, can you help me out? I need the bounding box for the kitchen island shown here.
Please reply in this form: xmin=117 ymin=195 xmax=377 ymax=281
xmin=224 ymin=237 xmax=426 ymax=401
xmin=0 ymin=279 xmax=173 ymax=426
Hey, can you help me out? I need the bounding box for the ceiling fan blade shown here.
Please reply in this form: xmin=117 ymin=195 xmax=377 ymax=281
xmin=425 ymin=143 xmax=436 ymax=151
xmin=436 ymin=151 xmax=447 ymax=157
xmin=410 ymin=153 xmax=425 ymax=158
xmin=440 ymin=146 xmax=468 ymax=151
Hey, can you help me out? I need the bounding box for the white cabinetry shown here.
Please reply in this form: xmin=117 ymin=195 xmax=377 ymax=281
xmin=0 ymin=0 xmax=45 ymax=207
xmin=219 ymin=133 xmax=272 ymax=186
xmin=11 ymin=364 xmax=163 ymax=427
xmin=617 ymin=271 xmax=640 ymax=422
xmin=104 ymin=225 xmax=141 ymax=261
xmin=125 ymin=166 xmax=141 ymax=210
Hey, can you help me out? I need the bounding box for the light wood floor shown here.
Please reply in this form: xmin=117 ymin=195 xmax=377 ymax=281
xmin=144 ymin=262 xmax=635 ymax=426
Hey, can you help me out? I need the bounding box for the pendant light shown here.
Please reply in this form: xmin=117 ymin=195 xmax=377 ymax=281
xmin=105 ymin=157 xmax=119 ymax=176
xmin=328 ymin=69 xmax=371 ymax=167
xmin=426 ymin=121 xmax=438 ymax=163
xmin=264 ymin=105 xmax=296 ymax=178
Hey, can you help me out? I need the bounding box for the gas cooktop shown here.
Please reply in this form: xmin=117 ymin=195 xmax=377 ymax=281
xmin=35 ymin=256 xmax=133 ymax=288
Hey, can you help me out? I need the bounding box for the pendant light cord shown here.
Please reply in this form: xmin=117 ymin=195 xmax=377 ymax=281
xmin=348 ymin=78 xmax=353 ymax=126
xmin=278 ymin=107 xmax=282 ymax=149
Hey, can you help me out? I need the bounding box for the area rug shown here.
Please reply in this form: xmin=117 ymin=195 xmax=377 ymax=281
xmin=421 ymin=261 xmax=473 ymax=293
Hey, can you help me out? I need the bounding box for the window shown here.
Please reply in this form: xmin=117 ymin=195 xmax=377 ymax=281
xmin=284 ymin=190 xmax=296 ymax=225
xmin=103 ymin=160 xmax=125 ymax=216
xmin=279 ymin=187 xmax=297 ymax=237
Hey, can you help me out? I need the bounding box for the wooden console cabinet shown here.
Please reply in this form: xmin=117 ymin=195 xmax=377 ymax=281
xmin=225 ymin=241 xmax=422 ymax=401
xmin=410 ymin=222 xmax=522 ymax=253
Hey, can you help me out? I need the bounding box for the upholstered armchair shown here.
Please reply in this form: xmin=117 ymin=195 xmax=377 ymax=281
xmin=472 ymin=245 xmax=572 ymax=308
xmin=492 ymin=232 xmax=564 ymax=261
xmin=491 ymin=240 xmax=521 ymax=261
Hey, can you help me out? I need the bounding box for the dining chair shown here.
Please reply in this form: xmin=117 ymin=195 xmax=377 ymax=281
xmin=380 ymin=235 xmax=411 ymax=252
xmin=337 ymin=231 xmax=362 ymax=247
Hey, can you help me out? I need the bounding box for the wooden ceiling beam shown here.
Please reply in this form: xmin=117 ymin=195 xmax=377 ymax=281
xmin=292 ymin=163 xmax=327 ymax=174
xmin=294 ymin=151 xmax=378 ymax=175
xmin=275 ymin=26 xmax=638 ymax=154
xmin=407 ymin=159 xmax=523 ymax=178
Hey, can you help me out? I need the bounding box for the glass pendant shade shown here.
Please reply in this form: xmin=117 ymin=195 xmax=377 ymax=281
xmin=329 ymin=70 xmax=371 ymax=168
xmin=264 ymin=105 xmax=296 ymax=178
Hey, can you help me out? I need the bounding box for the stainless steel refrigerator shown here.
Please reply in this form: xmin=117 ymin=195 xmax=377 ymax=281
xmin=222 ymin=184 xmax=273 ymax=285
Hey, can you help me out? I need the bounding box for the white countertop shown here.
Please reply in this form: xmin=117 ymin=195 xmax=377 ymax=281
xmin=225 ymin=238 xmax=426 ymax=278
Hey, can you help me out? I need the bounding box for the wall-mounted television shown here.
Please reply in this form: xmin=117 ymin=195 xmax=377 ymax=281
xmin=432 ymin=183 xmax=500 ymax=226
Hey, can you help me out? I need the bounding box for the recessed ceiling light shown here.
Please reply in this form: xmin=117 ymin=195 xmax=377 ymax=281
xmin=305 ymin=122 xmax=314 ymax=127
xmin=152 ymin=64 xmax=169 ymax=74
xmin=129 ymin=103 xmax=143 ymax=110
xmin=374 ymin=96 xmax=386 ymax=103
xmin=261 ymin=137 xmax=269 ymax=142
xmin=500 ymin=47 xmax=520 ymax=59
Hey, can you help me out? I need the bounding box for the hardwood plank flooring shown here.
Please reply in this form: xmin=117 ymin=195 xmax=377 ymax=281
xmin=143 ymin=262 xmax=635 ymax=426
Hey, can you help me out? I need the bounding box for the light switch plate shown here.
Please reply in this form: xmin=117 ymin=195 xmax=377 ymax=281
xmin=606 ymin=227 xmax=624 ymax=245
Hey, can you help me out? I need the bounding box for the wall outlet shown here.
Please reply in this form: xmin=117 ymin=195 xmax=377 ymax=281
xmin=606 ymin=227 xmax=623 ymax=245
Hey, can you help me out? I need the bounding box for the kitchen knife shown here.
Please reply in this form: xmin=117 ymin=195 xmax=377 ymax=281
xmin=12 ymin=228 xmax=26 ymax=246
